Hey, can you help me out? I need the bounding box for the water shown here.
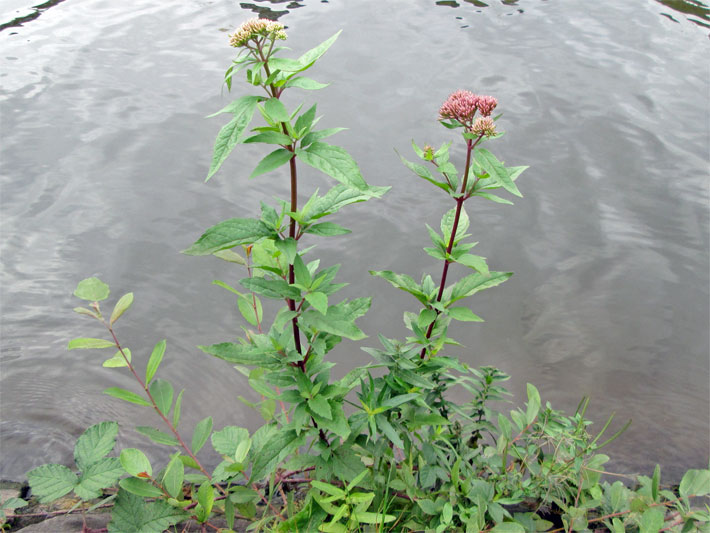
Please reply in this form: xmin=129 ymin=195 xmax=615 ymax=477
xmin=1 ymin=0 xmax=708 ymax=483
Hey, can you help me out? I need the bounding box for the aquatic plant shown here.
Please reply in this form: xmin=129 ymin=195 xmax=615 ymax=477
xmin=10 ymin=19 xmax=710 ymax=533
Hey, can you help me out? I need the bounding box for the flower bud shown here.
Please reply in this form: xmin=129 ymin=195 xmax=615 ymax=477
xmin=229 ymin=18 xmax=287 ymax=48
xmin=472 ymin=116 xmax=496 ymax=137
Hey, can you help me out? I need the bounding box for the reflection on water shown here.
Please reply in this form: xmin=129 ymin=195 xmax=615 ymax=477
xmin=0 ymin=0 xmax=708 ymax=483
xmin=0 ymin=0 xmax=67 ymax=32
xmin=238 ymin=0 xmax=305 ymax=21
xmin=654 ymin=0 xmax=710 ymax=27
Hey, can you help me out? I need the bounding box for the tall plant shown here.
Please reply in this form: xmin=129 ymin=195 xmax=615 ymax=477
xmin=16 ymin=19 xmax=710 ymax=533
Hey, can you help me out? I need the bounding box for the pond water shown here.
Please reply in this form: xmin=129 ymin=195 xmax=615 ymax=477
xmin=1 ymin=0 xmax=708 ymax=483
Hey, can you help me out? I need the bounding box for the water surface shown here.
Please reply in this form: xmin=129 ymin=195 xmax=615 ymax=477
xmin=1 ymin=0 xmax=708 ymax=482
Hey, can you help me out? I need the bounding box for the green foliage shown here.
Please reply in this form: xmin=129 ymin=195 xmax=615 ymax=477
xmin=18 ymin=20 xmax=709 ymax=533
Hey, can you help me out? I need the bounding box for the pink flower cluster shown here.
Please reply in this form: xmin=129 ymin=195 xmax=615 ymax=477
xmin=438 ymin=90 xmax=498 ymax=131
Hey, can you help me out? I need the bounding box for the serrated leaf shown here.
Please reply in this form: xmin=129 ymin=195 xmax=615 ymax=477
xmin=475 ymin=191 xmax=515 ymax=205
xmin=212 ymin=426 xmax=250 ymax=457
xmin=286 ymin=76 xmax=329 ymax=90
xmin=243 ymin=131 xmax=292 ymax=145
xmin=449 ymin=271 xmax=512 ymax=304
xmin=300 ymin=298 xmax=370 ymax=340
xmin=183 ymin=218 xmax=275 ymax=256
xmin=68 ymin=338 xmax=115 ymax=350
xmin=304 ymin=222 xmax=350 ymax=236
xmin=447 ymin=307 xmax=484 ymax=322
xmin=145 ymin=340 xmax=166 ymax=384
xmin=104 ymin=387 xmax=151 ymax=407
xmin=490 ymin=523 xmax=525 ymax=533
xmin=103 ymin=348 xmax=131 ymax=368
xmin=639 ymin=507 xmax=665 ymax=533
xmin=307 ymin=395 xmax=333 ymax=420
xmin=250 ymin=148 xmax=294 ymax=179
xmin=476 ymin=148 xmax=522 ymax=197
xmin=27 ymin=464 xmax=77 ymax=503
xmin=262 ymin=98 xmax=290 ymax=123
xmin=74 ymin=421 xmax=119 ymax=471
xmin=305 ymin=292 xmax=328 ymax=315
xmin=206 ymin=95 xmax=262 ymax=181
xmin=74 ymin=457 xmax=123 ymax=500
xmin=173 ymin=389 xmax=184 ymax=428
xmin=191 ymin=417 xmax=213 ymax=454
xmin=237 ymin=294 xmax=263 ymax=327
xmin=456 ymin=253 xmax=489 ymax=275
xmin=135 ymin=426 xmax=179 ymax=446
xmin=213 ymin=249 xmax=246 ymax=264
xmin=149 ymin=379 xmax=173 ymax=415
xmin=297 ymin=142 xmax=369 ymax=190
xmin=250 ymin=429 xmax=305 ymax=482
xmin=679 ymin=469 xmax=710 ymax=497
xmin=297 ymin=30 xmax=342 ymax=66
xmin=74 ymin=277 xmax=110 ymax=301
xmin=108 ymin=489 xmax=188 ymax=533
xmin=120 ymin=449 xmax=152 ymax=478
xmin=109 ymin=293 xmax=133 ymax=325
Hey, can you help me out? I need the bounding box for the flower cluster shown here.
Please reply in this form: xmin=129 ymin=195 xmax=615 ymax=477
xmin=229 ymin=18 xmax=287 ymax=48
xmin=472 ymin=116 xmax=496 ymax=137
xmin=438 ymin=90 xmax=498 ymax=131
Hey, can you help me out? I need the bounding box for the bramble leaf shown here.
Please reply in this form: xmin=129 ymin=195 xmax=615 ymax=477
xmin=74 ymin=421 xmax=119 ymax=471
xmin=27 ymin=464 xmax=77 ymax=503
xmin=74 ymin=457 xmax=123 ymax=500
xmin=108 ymin=489 xmax=188 ymax=533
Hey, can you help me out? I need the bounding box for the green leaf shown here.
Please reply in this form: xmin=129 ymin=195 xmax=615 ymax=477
xmin=199 ymin=342 xmax=280 ymax=367
xmin=74 ymin=457 xmax=123 ymax=500
xmin=240 ymin=277 xmax=300 ymax=300
xmin=475 ymin=191 xmax=514 ymax=205
xmin=102 ymin=348 xmax=131 ymax=368
xmin=400 ymin=154 xmax=449 ymax=191
xmin=447 ymin=307 xmax=484 ymax=322
xmin=243 ymin=131 xmax=292 ymax=145
xmin=206 ymin=95 xmax=262 ymax=181
xmin=639 ymin=507 xmax=665 ymax=533
xmin=526 ymin=383 xmax=541 ymax=425
xmin=183 ymin=218 xmax=275 ymax=256
xmin=68 ymin=338 xmax=115 ymax=350
xmin=173 ymin=389 xmax=184 ymax=428
xmin=135 ymin=426 xmax=179 ymax=446
xmin=456 ymin=254 xmax=489 ymax=275
xmin=118 ymin=477 xmax=164 ymax=498
xmin=27 ymin=464 xmax=77 ymax=503
xmin=145 ymin=340 xmax=166 ymax=384
xmin=212 ymin=426 xmax=250 ymax=457
xmin=304 ymin=222 xmax=351 ymax=236
xmin=197 ymin=482 xmax=215 ymax=519
xmin=301 ymin=128 xmax=346 ymax=148
xmin=73 ymin=306 xmax=100 ymax=319
xmin=74 ymin=421 xmax=119 ymax=471
xmin=213 ymin=249 xmax=246 ymax=264
xmin=651 ymin=464 xmax=660 ymax=501
xmin=369 ymin=270 xmax=428 ymax=305
xmin=679 ymin=469 xmax=710 ymax=497
xmin=305 ymin=292 xmax=328 ymax=315
xmin=476 ymin=148 xmax=522 ymax=197
xmin=162 ymin=455 xmax=184 ymax=499
xmin=120 ymin=448 xmax=152 ymax=478
xmin=267 ymin=57 xmax=304 ymax=72
xmin=440 ymin=206 xmax=469 ymax=244
xmin=285 ymin=77 xmax=329 ymax=90
xmin=262 ymin=98 xmax=290 ymax=123
xmin=110 ymin=293 xmax=133 ymax=325
xmin=108 ymin=489 xmax=188 ymax=533
xmin=308 ymin=395 xmax=333 ymax=420
xmin=237 ymin=294 xmax=262 ymax=327
xmin=103 ymin=387 xmax=151 ymax=407
xmin=490 ymin=523 xmax=525 ymax=533
xmin=293 ymin=254 xmax=312 ymax=288
xmin=191 ymin=417 xmax=213 ymax=454
xmin=250 ymin=148 xmax=294 ymax=179
xmin=300 ymin=298 xmax=371 ymax=340
xmin=149 ymin=379 xmax=173 ymax=416
xmin=297 ymin=30 xmax=342 ymax=67
xmin=449 ymin=271 xmax=513 ymax=304
xmin=74 ymin=277 xmax=110 ymax=301
xmin=250 ymin=429 xmax=305 ymax=482
xmin=297 ymin=142 xmax=369 ymax=191
xmin=352 ymin=511 xmax=396 ymax=525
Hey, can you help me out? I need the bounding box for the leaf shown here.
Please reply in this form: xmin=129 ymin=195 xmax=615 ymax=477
xmin=250 ymin=429 xmax=305 ymax=482
xmin=162 ymin=455 xmax=184 ymax=499
xmin=304 ymin=222 xmax=351 ymax=236
xmin=191 ymin=417 xmax=213 ymax=454
xmin=300 ymin=298 xmax=371 ymax=340
xmin=301 ymin=128 xmax=346 ymax=149
xmin=351 ymin=511 xmax=396 ymax=525
xmin=308 ymin=395 xmax=333 ymax=420
xmin=369 ymin=270 xmax=428 ymax=305
xmin=149 ymin=379 xmax=173 ymax=415
xmin=103 ymin=387 xmax=151 ymax=407
xmin=305 ymin=292 xmax=328 ymax=315
xmin=74 ymin=421 xmax=119 ymax=471
xmin=240 ymin=277 xmax=300 ymax=300
xmin=108 ymin=489 xmax=188 ymax=533
xmin=27 ymin=464 xmax=77 ymax=503
xmin=447 ymin=307 xmax=484 ymax=322
xmin=490 ymin=523 xmax=525 ymax=533
xmin=237 ymin=294 xmax=263 ymax=327
xmin=206 ymin=95 xmax=262 ymax=181
xmin=262 ymin=98 xmax=290 ymax=123
xmin=110 ymin=293 xmax=133 ymax=325
xmin=651 ymin=464 xmax=660 ymax=501
xmin=449 ymin=271 xmax=513 ymax=304
xmin=440 ymin=206 xmax=469 ymax=244
xmin=199 ymin=342 xmax=280 ymax=367
xmin=183 ymin=218 xmax=275 ymax=256
xmin=250 ymin=148 xmax=294 ymax=179
xmin=213 ymin=249 xmax=246 ymax=264
xmin=74 ymin=277 xmax=110 ymax=301
xmin=103 ymin=348 xmax=131 ymax=368
xmin=74 ymin=457 xmax=123 ymax=500
xmin=68 ymin=338 xmax=115 ymax=350
xmin=267 ymin=57 xmax=304 ymax=72
xmin=135 ymin=426 xmax=179 ymax=446
xmin=73 ymin=306 xmax=100 ymax=319
xmin=475 ymin=191 xmax=515 ymax=205
xmin=145 ymin=340 xmax=166 ymax=384
xmin=476 ymin=148 xmax=522 ymax=197
xmin=120 ymin=448 xmax=152 ymax=478
xmin=456 ymin=253 xmax=489 ymax=275
xmin=118 ymin=478 xmax=164 ymax=498
xmin=400 ymin=154 xmax=449 ymax=191
xmin=679 ymin=469 xmax=710 ymax=497
xmin=197 ymin=482 xmax=215 ymax=517
xmin=173 ymin=389 xmax=184 ymax=428
xmin=285 ymin=77 xmax=329 ymax=90
xmin=297 ymin=30 xmax=342 ymax=66
xmin=297 ymin=142 xmax=369 ymax=191
xmin=243 ymin=131 xmax=292 ymax=145
xmin=212 ymin=426 xmax=250 ymax=457
xmin=639 ymin=507 xmax=665 ymax=533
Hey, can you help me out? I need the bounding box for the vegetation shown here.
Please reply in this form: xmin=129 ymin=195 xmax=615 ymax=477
xmin=7 ymin=19 xmax=709 ymax=533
